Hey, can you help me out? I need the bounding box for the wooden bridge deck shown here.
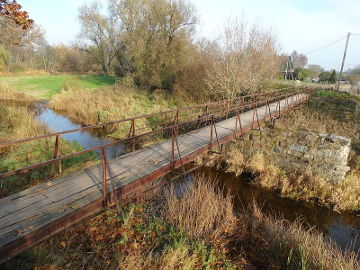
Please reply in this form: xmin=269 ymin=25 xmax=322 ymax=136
xmin=0 ymin=93 xmax=308 ymax=261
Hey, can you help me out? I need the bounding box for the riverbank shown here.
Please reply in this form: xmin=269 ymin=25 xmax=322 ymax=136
xmin=3 ymin=175 xmax=358 ymax=270
xmin=48 ymin=83 xmax=195 ymax=139
xmin=199 ymin=90 xmax=360 ymax=212
xmin=0 ymin=75 xmax=117 ymax=99
xmin=0 ymin=88 xmax=97 ymax=198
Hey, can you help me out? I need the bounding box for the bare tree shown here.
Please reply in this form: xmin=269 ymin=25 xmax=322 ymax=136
xmin=206 ymin=18 xmax=279 ymax=99
xmin=0 ymin=16 xmax=44 ymax=48
xmin=78 ymin=2 xmax=119 ymax=75
xmin=291 ymin=50 xmax=308 ymax=68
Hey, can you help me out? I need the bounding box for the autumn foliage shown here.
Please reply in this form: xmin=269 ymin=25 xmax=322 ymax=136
xmin=0 ymin=0 xmax=33 ymax=29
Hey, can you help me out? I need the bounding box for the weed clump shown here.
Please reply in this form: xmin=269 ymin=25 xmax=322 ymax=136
xmin=4 ymin=175 xmax=359 ymax=269
xmin=49 ymin=85 xmax=191 ymax=139
xmin=201 ymin=94 xmax=360 ymax=211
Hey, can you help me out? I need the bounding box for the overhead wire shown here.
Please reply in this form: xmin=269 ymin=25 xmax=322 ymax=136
xmin=305 ymin=35 xmax=347 ymax=55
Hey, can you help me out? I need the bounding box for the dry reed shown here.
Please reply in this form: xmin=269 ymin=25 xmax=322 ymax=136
xmin=0 ymin=83 xmax=36 ymax=103
xmin=163 ymin=175 xmax=237 ymax=240
xmin=249 ymin=202 xmax=360 ymax=270
xmin=4 ymin=174 xmax=360 ymax=269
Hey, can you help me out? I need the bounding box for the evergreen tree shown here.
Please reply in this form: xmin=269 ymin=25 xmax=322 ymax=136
xmin=329 ymin=70 xmax=337 ymax=84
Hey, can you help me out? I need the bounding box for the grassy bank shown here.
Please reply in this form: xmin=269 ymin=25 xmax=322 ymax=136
xmin=202 ymin=90 xmax=360 ymax=211
xmin=3 ymin=175 xmax=358 ymax=269
xmin=49 ymin=84 xmax=194 ymax=139
xmin=0 ymin=95 xmax=96 ymax=198
xmin=0 ymin=75 xmax=117 ymax=99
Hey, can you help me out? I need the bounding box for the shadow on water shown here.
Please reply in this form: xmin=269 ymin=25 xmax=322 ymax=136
xmin=193 ymin=167 xmax=360 ymax=253
xmin=4 ymin=100 xmax=360 ymax=254
xmin=34 ymin=102 xmax=125 ymax=159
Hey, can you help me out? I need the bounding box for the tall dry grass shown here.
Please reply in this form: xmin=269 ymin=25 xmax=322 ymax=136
xmin=219 ymin=140 xmax=360 ymax=211
xmin=5 ymin=174 xmax=360 ymax=269
xmin=0 ymin=83 xmax=36 ymax=103
xmin=207 ymin=103 xmax=360 ymax=211
xmin=48 ymin=85 xmax=189 ymax=138
xmin=163 ymin=175 xmax=237 ymax=240
xmin=0 ymin=104 xmax=46 ymax=144
xmin=248 ymin=202 xmax=359 ymax=270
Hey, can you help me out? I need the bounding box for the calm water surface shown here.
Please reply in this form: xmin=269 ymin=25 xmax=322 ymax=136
xmin=36 ymin=102 xmax=360 ymax=253
xmin=5 ymin=100 xmax=360 ymax=254
xmin=35 ymin=102 xmax=124 ymax=159
xmin=197 ymin=167 xmax=360 ymax=253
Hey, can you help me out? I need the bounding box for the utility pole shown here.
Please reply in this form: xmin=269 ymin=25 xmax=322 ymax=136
xmin=337 ymin=32 xmax=351 ymax=91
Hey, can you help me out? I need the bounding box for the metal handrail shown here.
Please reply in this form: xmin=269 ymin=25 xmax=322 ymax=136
xmin=0 ymin=87 xmax=299 ymax=149
xmin=0 ymin=89 xmax=310 ymax=180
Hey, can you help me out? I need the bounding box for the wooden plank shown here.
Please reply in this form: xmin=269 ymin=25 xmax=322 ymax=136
xmin=0 ymin=93 xmax=308 ymax=254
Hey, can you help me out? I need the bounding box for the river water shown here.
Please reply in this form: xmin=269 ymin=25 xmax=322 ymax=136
xmin=4 ymin=101 xmax=360 ymax=254
xmin=34 ymin=102 xmax=124 ymax=159
xmin=198 ymin=167 xmax=360 ymax=253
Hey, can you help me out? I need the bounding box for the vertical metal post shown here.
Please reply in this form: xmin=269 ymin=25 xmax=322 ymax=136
xmin=174 ymin=110 xmax=179 ymax=135
xmin=255 ymin=107 xmax=261 ymax=128
xmin=51 ymin=135 xmax=61 ymax=175
xmin=212 ymin=115 xmax=221 ymax=151
xmin=266 ymin=99 xmax=272 ymax=119
xmin=209 ymin=116 xmax=213 ymax=150
xmin=285 ymin=94 xmax=290 ymax=111
xmin=251 ymin=104 xmax=257 ymax=129
xmin=226 ymin=100 xmax=230 ymax=119
xmin=130 ymin=119 xmax=136 ymax=152
xmin=106 ymin=161 xmax=121 ymax=214
xmin=101 ymin=147 xmax=108 ymax=206
xmin=235 ymin=111 xmax=239 ymax=138
xmin=277 ymin=98 xmax=281 ymax=117
xmin=171 ymin=127 xmax=175 ymax=171
xmin=204 ymin=105 xmax=209 ymax=126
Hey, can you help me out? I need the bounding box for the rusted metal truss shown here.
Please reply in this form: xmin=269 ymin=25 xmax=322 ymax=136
xmin=0 ymin=88 xmax=311 ymax=262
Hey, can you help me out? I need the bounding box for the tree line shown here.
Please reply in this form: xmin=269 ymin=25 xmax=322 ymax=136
xmin=1 ymin=0 xmax=291 ymax=99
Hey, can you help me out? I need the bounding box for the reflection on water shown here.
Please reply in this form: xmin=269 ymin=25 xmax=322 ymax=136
xmin=198 ymin=167 xmax=360 ymax=253
xmin=35 ymin=102 xmax=124 ymax=159
xmin=4 ymin=100 xmax=360 ymax=253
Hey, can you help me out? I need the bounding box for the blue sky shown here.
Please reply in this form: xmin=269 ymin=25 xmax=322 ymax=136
xmin=21 ymin=0 xmax=360 ymax=71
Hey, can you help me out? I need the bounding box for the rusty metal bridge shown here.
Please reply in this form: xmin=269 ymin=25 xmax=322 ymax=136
xmin=0 ymin=88 xmax=310 ymax=262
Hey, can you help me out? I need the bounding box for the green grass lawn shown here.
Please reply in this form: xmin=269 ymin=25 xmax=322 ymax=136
xmin=0 ymin=75 xmax=117 ymax=99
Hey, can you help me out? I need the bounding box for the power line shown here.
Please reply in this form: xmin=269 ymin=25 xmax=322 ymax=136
xmin=305 ymin=35 xmax=347 ymax=55
xmin=311 ymin=58 xmax=340 ymax=64
xmin=310 ymin=59 xmax=359 ymax=67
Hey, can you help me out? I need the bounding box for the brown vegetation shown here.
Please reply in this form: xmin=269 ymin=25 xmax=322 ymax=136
xmin=0 ymin=103 xmax=45 ymax=144
xmin=0 ymin=83 xmax=36 ymax=103
xmin=4 ymin=175 xmax=359 ymax=269
xmin=164 ymin=177 xmax=236 ymax=240
xmin=48 ymin=83 xmax=193 ymax=138
xmin=202 ymin=95 xmax=360 ymax=211
xmin=1 ymin=0 xmax=279 ymax=100
xmin=206 ymin=19 xmax=279 ymax=99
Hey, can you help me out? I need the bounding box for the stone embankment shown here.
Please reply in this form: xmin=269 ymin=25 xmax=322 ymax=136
xmin=250 ymin=129 xmax=351 ymax=183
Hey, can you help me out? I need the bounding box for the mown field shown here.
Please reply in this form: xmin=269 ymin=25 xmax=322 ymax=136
xmin=0 ymin=75 xmax=117 ymax=98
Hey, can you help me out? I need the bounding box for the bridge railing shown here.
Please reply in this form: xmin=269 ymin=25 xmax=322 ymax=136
xmin=0 ymin=87 xmax=311 ymax=201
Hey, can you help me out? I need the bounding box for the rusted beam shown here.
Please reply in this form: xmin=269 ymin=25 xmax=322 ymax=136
xmin=0 ymin=93 xmax=309 ymax=263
